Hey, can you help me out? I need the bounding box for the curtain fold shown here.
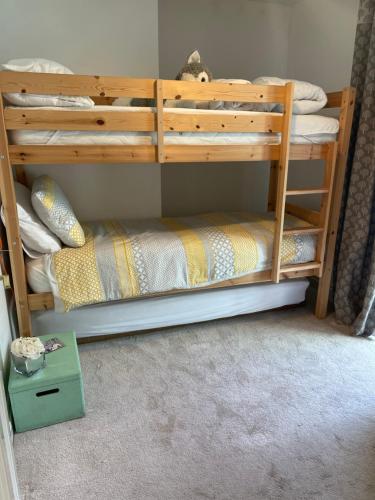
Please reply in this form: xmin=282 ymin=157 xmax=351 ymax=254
xmin=334 ymin=0 xmax=375 ymax=336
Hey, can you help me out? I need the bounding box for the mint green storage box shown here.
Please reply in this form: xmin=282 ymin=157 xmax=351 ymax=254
xmin=8 ymin=332 xmax=85 ymax=433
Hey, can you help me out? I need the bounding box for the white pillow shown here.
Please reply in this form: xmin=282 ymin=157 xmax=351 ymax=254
xmin=0 ymin=182 xmax=62 ymax=257
xmin=2 ymin=58 xmax=95 ymax=108
xmin=214 ymin=78 xmax=252 ymax=85
xmin=209 ymin=78 xmax=252 ymax=110
xmin=252 ymin=76 xmax=327 ymax=114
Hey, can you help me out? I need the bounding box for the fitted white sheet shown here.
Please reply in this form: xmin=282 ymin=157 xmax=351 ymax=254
xmin=10 ymin=105 xmax=339 ymax=146
xmin=31 ymin=279 xmax=309 ymax=338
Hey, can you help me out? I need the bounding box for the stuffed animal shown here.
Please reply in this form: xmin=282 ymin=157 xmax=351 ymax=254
xmin=175 ymin=50 xmax=213 ymax=83
xmin=130 ymin=50 xmax=212 ymax=107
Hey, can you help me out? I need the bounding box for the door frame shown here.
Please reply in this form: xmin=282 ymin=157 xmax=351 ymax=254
xmin=0 ymin=368 xmax=20 ymax=500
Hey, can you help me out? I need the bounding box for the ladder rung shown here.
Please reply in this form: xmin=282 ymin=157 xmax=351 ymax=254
xmin=283 ymin=226 xmax=323 ymax=236
xmin=286 ymin=188 xmax=329 ymax=196
xmin=280 ymin=261 xmax=321 ymax=273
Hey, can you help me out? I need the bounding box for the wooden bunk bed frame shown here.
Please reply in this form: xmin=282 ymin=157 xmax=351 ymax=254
xmin=0 ymin=72 xmax=355 ymax=337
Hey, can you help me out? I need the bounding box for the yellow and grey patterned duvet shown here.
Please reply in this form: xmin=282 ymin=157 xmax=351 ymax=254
xmin=45 ymin=212 xmax=316 ymax=312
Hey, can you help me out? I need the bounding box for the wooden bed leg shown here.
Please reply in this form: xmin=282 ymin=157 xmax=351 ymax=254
xmin=0 ymin=97 xmax=32 ymax=337
xmin=315 ymin=142 xmax=338 ymax=276
xmin=315 ymin=87 xmax=356 ymax=319
xmin=155 ymin=79 xmax=164 ymax=163
xmin=14 ymin=165 xmax=27 ymax=186
xmin=268 ymin=160 xmax=278 ymax=211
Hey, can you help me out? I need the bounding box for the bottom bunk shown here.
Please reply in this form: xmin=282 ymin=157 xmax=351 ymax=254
xmin=31 ymin=279 xmax=309 ymax=339
xmin=26 ymin=211 xmax=319 ymax=314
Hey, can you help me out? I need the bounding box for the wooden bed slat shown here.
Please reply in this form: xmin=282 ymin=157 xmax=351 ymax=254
xmin=163 ymin=112 xmax=283 ymax=133
xmin=9 ymin=145 xmax=158 ymax=164
xmin=7 ymin=143 xmax=331 ymax=164
xmin=4 ymin=108 xmax=283 ymax=134
xmin=4 ymin=108 xmax=156 ymax=131
xmin=325 ymin=91 xmax=343 ymax=109
xmin=163 ymin=80 xmax=287 ymax=103
xmin=280 ymin=261 xmax=321 ymax=273
xmin=163 ymin=144 xmax=280 ymax=162
xmin=286 ymin=188 xmax=329 ymax=196
xmin=27 ymin=264 xmax=319 ymax=312
xmin=28 ymin=292 xmax=54 ymax=311
xmin=283 ymin=226 xmax=323 ymax=236
xmin=9 ymin=144 xmax=280 ymax=164
xmin=285 ymin=203 xmax=320 ymax=226
xmin=0 ymin=72 xmax=156 ymax=98
xmin=289 ymin=143 xmax=329 ymax=160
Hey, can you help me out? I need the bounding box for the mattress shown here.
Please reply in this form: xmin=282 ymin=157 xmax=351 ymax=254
xmin=26 ymin=211 xmax=316 ymax=313
xmin=31 ymin=279 xmax=309 ymax=338
xmin=10 ymin=105 xmax=339 ymax=146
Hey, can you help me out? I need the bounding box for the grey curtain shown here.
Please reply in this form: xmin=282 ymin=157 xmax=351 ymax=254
xmin=334 ymin=0 xmax=375 ymax=336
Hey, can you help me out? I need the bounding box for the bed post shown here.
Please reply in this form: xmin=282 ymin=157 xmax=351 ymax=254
xmin=155 ymin=79 xmax=165 ymax=163
xmin=315 ymin=87 xmax=356 ymax=318
xmin=0 ymin=95 xmax=32 ymax=337
xmin=267 ymin=160 xmax=277 ymax=211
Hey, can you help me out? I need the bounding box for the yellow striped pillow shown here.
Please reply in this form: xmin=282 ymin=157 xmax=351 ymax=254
xmin=31 ymin=175 xmax=85 ymax=248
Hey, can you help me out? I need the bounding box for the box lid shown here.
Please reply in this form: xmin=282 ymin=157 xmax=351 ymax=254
xmin=8 ymin=332 xmax=82 ymax=394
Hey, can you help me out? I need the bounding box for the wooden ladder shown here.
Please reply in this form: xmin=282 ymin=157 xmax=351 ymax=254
xmin=271 ymin=113 xmax=338 ymax=283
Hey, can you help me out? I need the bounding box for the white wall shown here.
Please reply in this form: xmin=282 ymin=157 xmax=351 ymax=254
xmin=159 ymin=0 xmax=359 ymax=215
xmin=286 ymin=0 xmax=359 ymax=208
xmin=0 ymin=0 xmax=360 ymax=218
xmin=287 ymin=0 xmax=359 ymax=91
xmin=0 ymin=0 xmax=160 ymax=220
xmin=159 ymin=0 xmax=291 ymax=216
xmin=159 ymin=0 xmax=290 ymax=81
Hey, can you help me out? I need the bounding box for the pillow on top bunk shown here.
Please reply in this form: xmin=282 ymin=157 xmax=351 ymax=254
xmin=208 ymin=78 xmax=252 ymax=111
xmin=2 ymin=58 xmax=95 ymax=108
xmin=31 ymin=176 xmax=85 ymax=248
xmin=0 ymin=182 xmax=62 ymax=257
xmin=251 ymin=77 xmax=327 ymax=114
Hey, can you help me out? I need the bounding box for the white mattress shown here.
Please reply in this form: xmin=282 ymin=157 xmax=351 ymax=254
xmin=31 ymin=279 xmax=309 ymax=338
xmin=10 ymin=105 xmax=339 ymax=146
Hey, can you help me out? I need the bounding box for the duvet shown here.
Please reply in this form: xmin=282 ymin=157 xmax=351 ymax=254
xmin=43 ymin=212 xmax=317 ymax=312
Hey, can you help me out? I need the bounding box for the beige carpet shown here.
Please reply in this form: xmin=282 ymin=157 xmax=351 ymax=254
xmin=14 ymin=306 xmax=375 ymax=500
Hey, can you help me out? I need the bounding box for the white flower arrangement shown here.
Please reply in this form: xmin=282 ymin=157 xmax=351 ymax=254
xmin=11 ymin=337 xmax=45 ymax=360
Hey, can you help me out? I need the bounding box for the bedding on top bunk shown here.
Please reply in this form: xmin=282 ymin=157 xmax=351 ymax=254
xmin=210 ymin=77 xmax=328 ymax=114
xmin=26 ymin=211 xmax=317 ymax=313
xmin=9 ymin=105 xmax=339 ymax=146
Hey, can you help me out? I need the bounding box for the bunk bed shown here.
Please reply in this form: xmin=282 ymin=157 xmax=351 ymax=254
xmin=0 ymin=72 xmax=355 ymax=338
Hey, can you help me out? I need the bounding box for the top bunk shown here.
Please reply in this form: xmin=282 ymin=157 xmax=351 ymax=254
xmin=0 ymin=72 xmax=353 ymax=165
